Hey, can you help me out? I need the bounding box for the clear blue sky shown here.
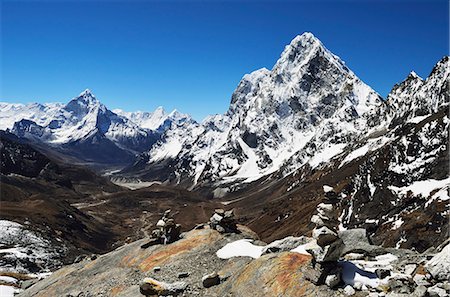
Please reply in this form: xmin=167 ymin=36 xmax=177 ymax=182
xmin=1 ymin=0 xmax=448 ymax=121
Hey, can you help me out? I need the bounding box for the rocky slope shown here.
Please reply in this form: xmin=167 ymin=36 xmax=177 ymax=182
xmin=0 ymin=133 xmax=219 ymax=289
xmin=15 ymin=210 xmax=450 ymax=297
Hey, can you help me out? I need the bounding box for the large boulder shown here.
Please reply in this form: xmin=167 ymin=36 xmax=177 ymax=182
xmin=425 ymin=243 xmax=450 ymax=281
xmin=338 ymin=229 xmax=386 ymax=256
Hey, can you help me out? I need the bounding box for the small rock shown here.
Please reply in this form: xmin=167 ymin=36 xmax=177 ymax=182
xmin=156 ymin=219 xmax=166 ymax=227
xmin=343 ymin=253 xmax=366 ymax=260
xmin=178 ymin=272 xmax=189 ymax=278
xmin=404 ymin=264 xmax=417 ymax=276
xmin=388 ymin=276 xmax=414 ymax=294
xmin=427 ymin=285 xmax=447 ymax=297
xmin=413 ymin=274 xmax=430 ymax=286
xmin=202 ymin=273 xmax=220 ymax=288
xmin=375 ymin=269 xmax=391 ymax=279
xmin=90 ymin=254 xmax=97 ymax=261
xmin=353 ymin=281 xmax=363 ymax=290
xmin=325 ymin=273 xmax=340 ymax=288
xmin=210 ymin=213 xmax=223 ymax=223
xmin=215 ymin=225 xmax=226 ymax=233
xmin=214 ymin=209 xmax=225 ymax=215
xmin=140 ymin=277 xmax=187 ymax=296
xmin=344 ymin=285 xmax=356 ymax=296
xmin=313 ymin=226 xmax=339 ymax=247
xmin=153 ymin=266 xmax=161 ymax=272
xmin=224 ymin=209 xmax=234 ymax=218
xmin=413 ymin=285 xmax=427 ymax=297
xmin=323 ymin=185 xmax=334 ymax=193
xmin=73 ymin=255 xmax=86 ymax=263
xmin=194 ymin=223 xmax=205 ymax=230
xmin=306 ymin=238 xmax=343 ymax=262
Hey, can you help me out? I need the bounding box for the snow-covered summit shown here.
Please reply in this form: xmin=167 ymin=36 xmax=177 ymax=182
xmin=134 ymin=33 xmax=384 ymax=186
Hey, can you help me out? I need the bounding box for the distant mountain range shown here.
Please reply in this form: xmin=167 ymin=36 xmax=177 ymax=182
xmin=0 ymin=90 xmax=195 ymax=166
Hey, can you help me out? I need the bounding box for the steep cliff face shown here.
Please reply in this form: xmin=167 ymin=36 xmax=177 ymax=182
xmin=130 ymin=32 xmax=386 ymax=187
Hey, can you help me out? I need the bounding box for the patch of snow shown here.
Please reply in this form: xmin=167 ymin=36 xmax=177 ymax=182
xmin=391 ymin=218 xmax=404 ymax=230
xmin=290 ymin=243 xmax=311 ymax=256
xmin=340 ymin=253 xmax=398 ymax=289
xmin=216 ymin=239 xmax=264 ymax=259
xmin=0 ymin=285 xmax=19 ymax=297
xmin=406 ymin=115 xmax=429 ymax=124
xmin=388 ymin=177 xmax=450 ymax=207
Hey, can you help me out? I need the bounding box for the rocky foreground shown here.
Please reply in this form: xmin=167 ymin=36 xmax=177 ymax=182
xmin=13 ymin=208 xmax=450 ymax=297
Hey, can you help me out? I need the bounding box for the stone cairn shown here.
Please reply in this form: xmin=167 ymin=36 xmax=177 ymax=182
xmin=141 ymin=209 xmax=181 ymax=249
xmin=209 ymin=208 xmax=238 ymax=233
xmin=305 ymin=185 xmax=344 ymax=288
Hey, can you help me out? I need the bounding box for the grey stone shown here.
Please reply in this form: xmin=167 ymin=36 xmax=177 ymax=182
xmin=388 ymin=277 xmax=414 ymax=294
xmin=210 ymin=213 xmax=223 ymax=223
xmin=426 ymin=243 xmax=450 ymax=281
xmin=73 ymin=255 xmax=86 ymax=263
xmin=375 ymin=268 xmax=391 ymax=279
xmin=325 ymin=273 xmax=340 ymax=288
xmin=214 ymin=208 xmax=225 ymax=215
xmin=313 ymin=226 xmax=339 ymax=247
xmin=404 ymin=264 xmax=417 ymax=276
xmin=339 ymin=228 xmax=387 ymax=257
xmin=177 ymin=272 xmax=189 ymax=278
xmin=224 ymin=209 xmax=234 ymax=218
xmin=413 ymin=285 xmax=427 ymax=297
xmin=202 ymin=272 xmax=220 ymax=288
xmin=413 ymin=274 xmax=430 ymax=286
xmin=306 ymin=238 xmax=344 ymax=262
xmin=343 ymin=285 xmax=356 ymax=296
xmin=427 ymin=285 xmax=448 ymax=297
xmin=140 ymin=277 xmax=187 ymax=296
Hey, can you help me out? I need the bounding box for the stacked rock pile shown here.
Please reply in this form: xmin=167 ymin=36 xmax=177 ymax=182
xmin=305 ymin=186 xmax=344 ymax=288
xmin=141 ymin=209 xmax=181 ymax=248
xmin=209 ymin=208 xmax=238 ymax=233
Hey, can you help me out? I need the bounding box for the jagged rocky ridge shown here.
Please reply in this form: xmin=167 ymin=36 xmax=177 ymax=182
xmin=122 ymin=34 xmax=448 ymax=193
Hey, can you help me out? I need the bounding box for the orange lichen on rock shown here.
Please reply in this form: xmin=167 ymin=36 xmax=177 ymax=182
xmin=122 ymin=229 xmax=220 ymax=272
xmin=273 ymin=253 xmax=311 ymax=295
xmin=232 ymin=252 xmax=314 ymax=297
xmin=110 ymin=285 xmax=126 ymax=296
